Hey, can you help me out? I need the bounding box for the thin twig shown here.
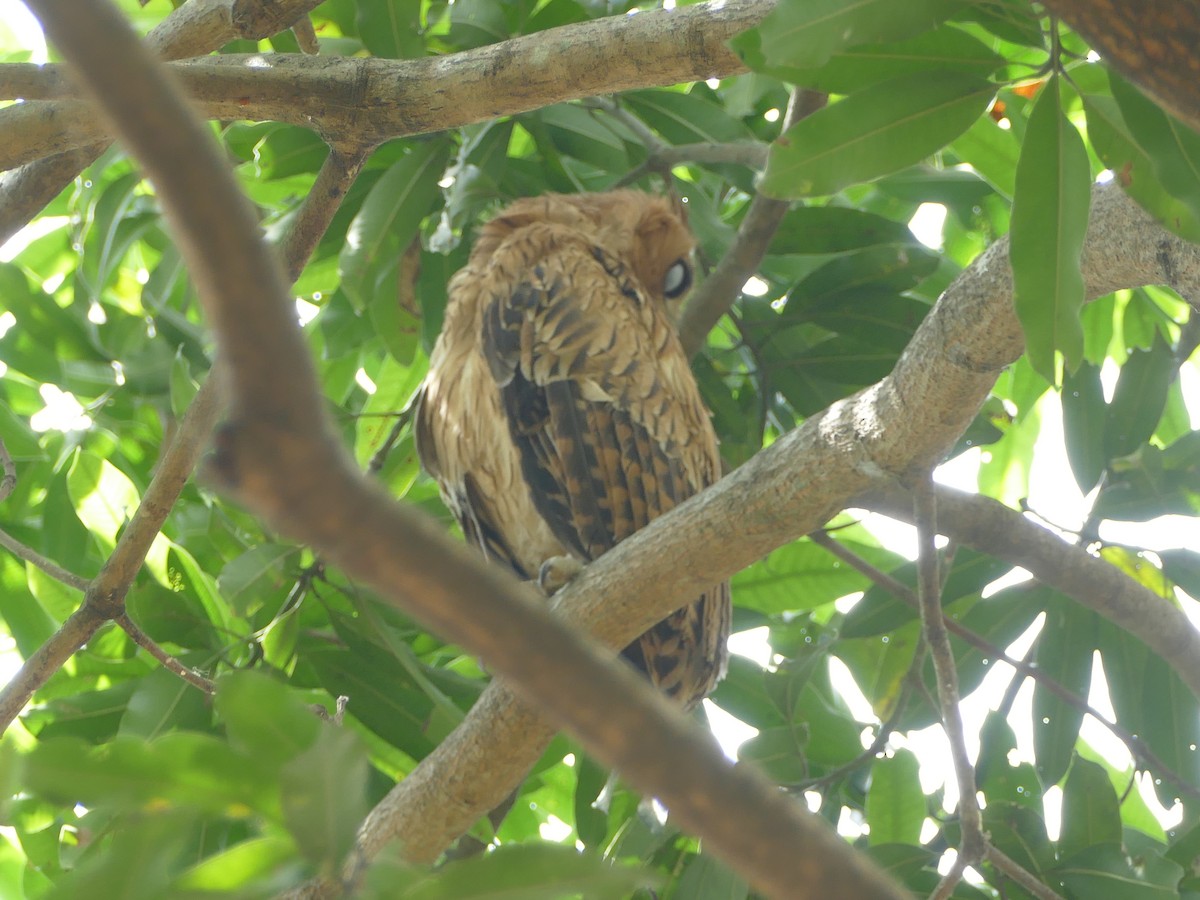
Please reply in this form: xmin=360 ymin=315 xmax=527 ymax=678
xmin=985 ymin=846 xmax=1065 ymax=900
xmin=117 ymin=613 xmax=217 ymax=694
xmin=0 ymin=529 xmax=91 ymax=592
xmin=913 ymin=477 xmax=984 ymax=877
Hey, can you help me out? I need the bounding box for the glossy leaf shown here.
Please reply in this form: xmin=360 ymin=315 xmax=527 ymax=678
xmin=866 ymin=750 xmax=924 ymax=846
xmin=733 ymin=0 xmax=965 ymax=72
xmin=1061 ymin=360 xmax=1107 ymax=492
xmin=1010 ymin=75 xmax=1091 ymax=381
xmin=762 ymin=73 xmax=994 ymax=198
xmin=1032 ymin=601 xmax=1095 ymax=786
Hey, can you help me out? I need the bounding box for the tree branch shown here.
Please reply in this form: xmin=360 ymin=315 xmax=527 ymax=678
xmin=0 ymin=0 xmax=765 ymax=173
xmin=116 ymin=613 xmax=217 ymax=694
xmin=0 ymin=0 xmax=326 ymax=246
xmin=861 ymin=482 xmax=1200 ymax=703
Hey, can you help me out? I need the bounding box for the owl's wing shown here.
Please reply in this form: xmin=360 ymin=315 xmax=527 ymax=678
xmin=482 ymin=224 xmax=728 ymax=704
xmin=414 ymin=389 xmax=536 ymax=581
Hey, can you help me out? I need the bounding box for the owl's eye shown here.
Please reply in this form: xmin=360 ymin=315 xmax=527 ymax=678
xmin=663 ymin=258 xmax=692 ymax=299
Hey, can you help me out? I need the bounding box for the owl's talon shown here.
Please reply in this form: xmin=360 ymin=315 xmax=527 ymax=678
xmin=538 ymin=555 xmax=584 ymax=595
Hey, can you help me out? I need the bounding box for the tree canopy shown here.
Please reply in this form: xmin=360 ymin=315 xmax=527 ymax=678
xmin=3 ymin=0 xmax=1200 ymax=898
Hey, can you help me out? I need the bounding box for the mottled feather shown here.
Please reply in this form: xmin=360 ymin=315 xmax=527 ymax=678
xmin=415 ymin=191 xmax=729 ymax=707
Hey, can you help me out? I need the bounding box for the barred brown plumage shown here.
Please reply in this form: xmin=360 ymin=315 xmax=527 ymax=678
xmin=415 ymin=190 xmax=729 ymax=708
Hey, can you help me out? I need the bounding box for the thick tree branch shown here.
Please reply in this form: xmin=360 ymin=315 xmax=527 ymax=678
xmin=0 ymin=0 xmax=764 ymax=173
xmin=0 ymin=0 xmax=325 ymax=246
xmin=1042 ymin=0 xmax=1200 ymax=133
xmin=29 ymin=3 xmax=905 ymax=899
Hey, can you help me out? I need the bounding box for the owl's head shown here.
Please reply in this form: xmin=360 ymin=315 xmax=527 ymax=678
xmin=481 ymin=190 xmax=696 ymax=318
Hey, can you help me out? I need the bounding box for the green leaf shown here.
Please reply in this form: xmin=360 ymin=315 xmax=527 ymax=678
xmin=1109 ymin=71 xmax=1200 ymax=230
xmin=1056 ymin=841 xmax=1183 ymax=899
xmin=1083 ymin=89 xmax=1200 ymax=243
xmin=1103 ymin=334 xmax=1174 ymax=460
xmin=400 ymin=843 xmax=659 ymax=900
xmin=761 ymin=72 xmax=994 ymax=198
xmin=623 ymin=90 xmax=755 ymax=146
xmin=281 ymin=725 xmax=368 ymax=870
xmin=339 ymin=139 xmax=450 ymax=310
xmin=216 ymin=543 xmax=297 ymax=618
xmin=767 ymin=23 xmax=1005 ymax=94
xmin=357 ymin=0 xmax=424 ymax=59
xmin=671 ymin=853 xmax=748 ymax=900
xmin=1032 ymin=601 xmax=1095 ymax=785
xmin=866 ymin=750 xmax=924 ymax=846
xmin=770 ymin=205 xmax=918 ymax=254
xmin=952 ymin=114 xmax=1020 ymax=199
xmin=66 ymin=450 xmax=139 ymax=552
xmin=256 ymin=126 xmax=331 ymax=180
xmin=173 ymin=835 xmax=300 ymax=891
xmin=1060 ymin=756 xmax=1122 ymax=861
xmin=732 ymin=537 xmax=898 ymax=615
xmin=1061 ymin=361 xmax=1107 ymax=492
xmin=216 ymin=670 xmax=322 ymax=767
xmin=1010 ymin=75 xmax=1091 ymax=381
xmin=733 ymin=0 xmax=965 ymax=71
xmin=353 ymin=352 xmax=427 ymax=469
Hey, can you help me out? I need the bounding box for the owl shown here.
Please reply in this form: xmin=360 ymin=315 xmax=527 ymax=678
xmin=415 ymin=190 xmax=729 ymax=708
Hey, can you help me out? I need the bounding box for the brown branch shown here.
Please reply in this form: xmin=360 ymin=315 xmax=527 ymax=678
xmin=0 ymin=0 xmax=326 ymax=247
xmin=116 ymin=613 xmax=217 ymax=694
xmin=31 ymin=3 xmax=905 ymax=899
xmin=0 ymin=606 xmax=107 ymax=726
xmin=677 ymin=89 xmax=826 ymax=355
xmin=1042 ymin=0 xmax=1200 ymax=133
xmin=0 ymin=529 xmax=90 ymax=593
xmin=985 ymin=846 xmax=1066 ymax=900
xmin=0 ymin=0 xmax=766 ymax=173
xmin=278 ymin=146 xmax=368 ymax=285
xmin=861 ymin=481 xmax=1200 ymax=700
xmin=914 ymin=477 xmax=983 ymax=896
